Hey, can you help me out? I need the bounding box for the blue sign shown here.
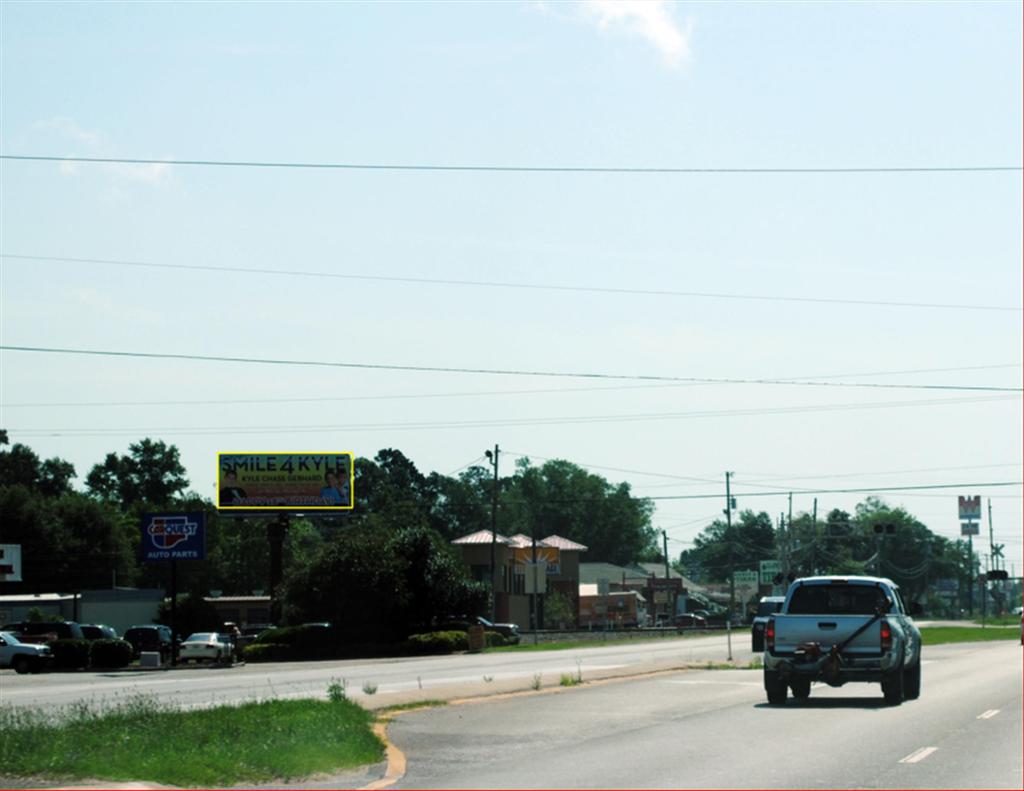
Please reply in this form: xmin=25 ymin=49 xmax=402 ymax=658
xmin=141 ymin=512 xmax=205 ymax=561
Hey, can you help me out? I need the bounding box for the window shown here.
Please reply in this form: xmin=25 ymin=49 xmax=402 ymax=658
xmin=788 ymin=584 xmax=889 ymax=615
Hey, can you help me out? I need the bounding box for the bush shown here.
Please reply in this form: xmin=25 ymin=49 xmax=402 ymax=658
xmin=405 ymin=631 xmax=468 ymax=655
xmin=243 ymin=643 xmax=293 ymax=662
xmin=484 ymin=630 xmax=508 ymax=648
xmin=252 ymin=625 xmax=336 ymax=659
xmin=89 ymin=639 xmax=133 ymax=668
xmin=51 ymin=639 xmax=91 ymax=669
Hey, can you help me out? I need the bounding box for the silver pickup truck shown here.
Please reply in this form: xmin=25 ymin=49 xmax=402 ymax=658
xmin=763 ymin=575 xmax=922 ymax=706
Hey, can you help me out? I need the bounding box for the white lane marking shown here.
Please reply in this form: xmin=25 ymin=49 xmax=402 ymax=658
xmin=977 ymin=709 xmax=1000 ymax=719
xmin=899 ymin=747 xmax=938 ymax=764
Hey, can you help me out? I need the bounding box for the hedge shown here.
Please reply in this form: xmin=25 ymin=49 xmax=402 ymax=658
xmin=89 ymin=639 xmax=133 ymax=668
xmin=405 ymin=630 xmax=469 ymax=655
xmin=242 ymin=643 xmax=293 ymax=662
xmin=51 ymin=639 xmax=91 ymax=669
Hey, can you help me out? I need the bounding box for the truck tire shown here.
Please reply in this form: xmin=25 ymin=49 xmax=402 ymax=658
xmin=882 ymin=669 xmax=904 ymax=706
xmin=12 ymin=656 xmax=31 ymax=675
xmin=764 ymin=669 xmax=788 ymax=705
xmin=790 ymin=679 xmax=811 ymax=700
xmin=903 ymin=662 xmax=921 ymax=700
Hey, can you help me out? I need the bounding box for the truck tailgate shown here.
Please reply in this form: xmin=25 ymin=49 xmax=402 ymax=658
xmin=772 ymin=615 xmax=883 ymax=655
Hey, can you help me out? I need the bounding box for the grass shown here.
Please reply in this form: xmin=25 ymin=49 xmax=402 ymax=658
xmin=488 ymin=631 xmax=713 ymax=653
xmin=0 ymin=693 xmax=384 ymax=787
xmin=376 ymin=700 xmax=447 ymax=715
xmin=972 ymin=615 xmax=1021 ymax=627
xmin=920 ymin=626 xmax=1021 ymax=646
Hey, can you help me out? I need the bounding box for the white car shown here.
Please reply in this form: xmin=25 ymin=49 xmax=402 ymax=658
xmin=179 ymin=632 xmax=234 ymax=664
xmin=0 ymin=630 xmax=52 ymax=674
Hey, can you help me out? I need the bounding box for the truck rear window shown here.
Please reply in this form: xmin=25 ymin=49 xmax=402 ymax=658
xmin=787 ymin=584 xmax=889 ymax=615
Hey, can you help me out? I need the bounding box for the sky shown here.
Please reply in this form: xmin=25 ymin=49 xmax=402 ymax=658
xmin=1 ymin=1 xmax=1021 ymax=569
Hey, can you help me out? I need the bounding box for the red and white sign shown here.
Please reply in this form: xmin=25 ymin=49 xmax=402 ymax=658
xmin=958 ymin=495 xmax=981 ymax=521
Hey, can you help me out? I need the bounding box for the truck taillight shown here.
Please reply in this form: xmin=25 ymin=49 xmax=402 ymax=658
xmin=880 ymin=619 xmax=892 ymax=651
xmin=766 ymin=618 xmax=775 ymax=652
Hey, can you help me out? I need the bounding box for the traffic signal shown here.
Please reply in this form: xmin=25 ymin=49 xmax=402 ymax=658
xmin=873 ymin=523 xmax=896 ymax=534
xmin=987 ymin=569 xmax=1009 ymax=581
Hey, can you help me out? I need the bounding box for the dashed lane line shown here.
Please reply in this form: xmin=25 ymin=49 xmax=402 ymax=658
xmin=977 ymin=709 xmax=1000 ymax=719
xmin=899 ymin=747 xmax=939 ymax=764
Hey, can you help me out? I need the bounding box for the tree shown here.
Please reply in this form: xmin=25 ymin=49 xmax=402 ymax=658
xmin=680 ymin=510 xmax=777 ymax=583
xmin=0 ymin=438 xmax=76 ymax=496
xmin=500 ymin=458 xmax=657 ymax=564
xmin=86 ymin=438 xmax=188 ymax=508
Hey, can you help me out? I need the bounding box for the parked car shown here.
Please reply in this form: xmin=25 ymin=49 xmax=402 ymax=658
xmin=179 ymin=632 xmax=235 ymax=664
xmin=80 ymin=624 xmax=118 ymax=641
xmin=0 ymin=630 xmax=52 ymax=674
xmin=751 ymin=596 xmax=786 ymax=652
xmin=0 ymin=620 xmax=86 ymax=644
xmin=123 ymin=625 xmax=174 ymax=660
xmin=673 ymin=613 xmax=708 ymax=629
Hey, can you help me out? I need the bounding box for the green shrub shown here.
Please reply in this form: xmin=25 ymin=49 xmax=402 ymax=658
xmin=405 ymin=631 xmax=468 ymax=655
xmin=251 ymin=625 xmax=336 ymax=659
xmin=89 ymin=639 xmax=133 ymax=668
xmin=51 ymin=639 xmax=91 ymax=669
xmin=484 ymin=630 xmax=508 ymax=648
xmin=242 ymin=643 xmax=293 ymax=662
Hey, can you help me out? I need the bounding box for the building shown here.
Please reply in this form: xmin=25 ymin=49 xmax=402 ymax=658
xmin=0 ymin=588 xmax=164 ymax=636
xmin=451 ymin=530 xmax=587 ymax=629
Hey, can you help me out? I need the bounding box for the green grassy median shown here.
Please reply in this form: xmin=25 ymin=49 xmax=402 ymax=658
xmin=0 ymin=694 xmax=384 ymax=787
xmin=920 ymin=625 xmax=1021 ymax=646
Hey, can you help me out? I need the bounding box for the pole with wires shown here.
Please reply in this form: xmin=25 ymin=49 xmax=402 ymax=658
xmin=485 ymin=445 xmax=500 ymax=622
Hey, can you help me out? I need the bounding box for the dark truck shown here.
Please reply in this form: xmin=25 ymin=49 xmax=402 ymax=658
xmin=762 ymin=576 xmax=922 ymax=706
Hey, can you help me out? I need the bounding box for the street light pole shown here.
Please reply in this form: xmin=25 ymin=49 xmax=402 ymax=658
xmin=725 ymin=471 xmax=734 ymax=619
xmin=486 ymin=445 xmax=500 ymax=622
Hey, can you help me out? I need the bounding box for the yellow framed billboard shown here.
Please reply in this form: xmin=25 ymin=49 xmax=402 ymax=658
xmin=217 ymin=452 xmax=354 ymax=511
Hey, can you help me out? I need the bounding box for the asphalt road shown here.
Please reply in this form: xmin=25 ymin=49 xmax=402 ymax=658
xmin=387 ymin=640 xmax=1023 ymax=790
xmin=0 ymin=631 xmax=759 ymax=712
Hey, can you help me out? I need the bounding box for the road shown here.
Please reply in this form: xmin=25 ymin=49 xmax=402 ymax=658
xmin=0 ymin=631 xmax=757 ymax=712
xmin=387 ymin=640 xmax=1022 ymax=790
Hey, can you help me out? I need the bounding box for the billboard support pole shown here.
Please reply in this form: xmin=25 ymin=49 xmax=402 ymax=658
xmin=269 ymin=513 xmax=289 ymax=624
xmin=966 ymin=535 xmax=973 ymax=617
xmin=170 ymin=559 xmax=178 ymax=666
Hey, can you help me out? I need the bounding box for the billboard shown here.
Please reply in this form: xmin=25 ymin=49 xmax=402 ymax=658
xmin=141 ymin=513 xmax=205 ymax=561
xmin=217 ymin=452 xmax=354 ymax=511
xmin=958 ymin=495 xmax=981 ymax=521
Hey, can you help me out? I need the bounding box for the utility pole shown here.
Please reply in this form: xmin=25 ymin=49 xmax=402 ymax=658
xmin=485 ymin=445 xmax=500 ymax=622
xmin=725 ymin=472 xmax=734 ymax=620
xmin=987 ymin=499 xmax=997 ymax=571
xmin=663 ymin=530 xmax=672 ymax=623
xmin=811 ymin=498 xmax=818 ymax=576
xmin=966 ymin=535 xmax=974 ymax=617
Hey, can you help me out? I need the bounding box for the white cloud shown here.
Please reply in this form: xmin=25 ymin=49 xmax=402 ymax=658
xmin=578 ymin=0 xmax=693 ymax=67
xmin=31 ymin=116 xmax=172 ymax=186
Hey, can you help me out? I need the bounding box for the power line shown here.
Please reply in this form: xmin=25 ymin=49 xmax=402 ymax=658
xmin=5 ymin=363 xmax=1017 ymax=409
xmin=3 ymin=345 xmax=1021 ymax=393
xmin=4 ymin=253 xmax=1020 ymax=313
xmin=4 ymin=154 xmax=1020 ymax=175
xmin=7 ymin=394 xmax=1016 ymax=438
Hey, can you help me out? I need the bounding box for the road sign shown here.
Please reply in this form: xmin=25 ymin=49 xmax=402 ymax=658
xmin=960 ymin=522 xmax=980 ymax=536
xmin=759 ymin=560 xmax=781 ymax=582
xmin=958 ymin=495 xmax=981 ymax=521
xmin=0 ymin=545 xmax=22 ymax=582
xmin=993 ymin=544 xmax=1004 ymax=559
xmin=733 ymin=570 xmax=759 ymax=585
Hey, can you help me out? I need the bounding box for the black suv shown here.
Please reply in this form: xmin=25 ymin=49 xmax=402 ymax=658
xmin=80 ymin=624 xmax=119 ymax=640
xmin=123 ymin=625 xmax=174 ymax=659
xmin=1 ymin=621 xmax=86 ymax=643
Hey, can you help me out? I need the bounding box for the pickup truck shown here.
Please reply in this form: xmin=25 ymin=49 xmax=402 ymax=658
xmin=0 ymin=630 xmax=52 ymax=674
xmin=763 ymin=576 xmax=922 ymax=706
